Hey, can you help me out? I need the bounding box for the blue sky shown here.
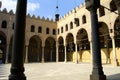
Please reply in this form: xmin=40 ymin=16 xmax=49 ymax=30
xmin=0 ymin=0 xmax=85 ymax=20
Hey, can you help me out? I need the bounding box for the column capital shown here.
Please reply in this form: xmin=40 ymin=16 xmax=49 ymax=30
xmin=89 ymin=39 xmax=92 ymax=43
xmin=25 ymin=45 xmax=29 ymax=47
xmin=85 ymin=0 xmax=100 ymax=11
xmin=42 ymin=43 xmax=45 ymax=47
xmin=111 ymin=36 xmax=115 ymax=39
xmin=56 ymin=41 xmax=59 ymax=46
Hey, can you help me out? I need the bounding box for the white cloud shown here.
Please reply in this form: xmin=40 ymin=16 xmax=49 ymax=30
xmin=0 ymin=0 xmax=40 ymax=13
xmin=0 ymin=0 xmax=16 ymax=12
xmin=27 ymin=2 xmax=40 ymax=12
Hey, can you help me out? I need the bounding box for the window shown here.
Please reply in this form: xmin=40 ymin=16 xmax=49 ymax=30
xmin=70 ymin=22 xmax=73 ymax=29
xmin=31 ymin=25 xmax=35 ymax=32
xmin=65 ymin=24 xmax=68 ymax=31
xmin=46 ymin=28 xmax=49 ymax=34
xmin=53 ymin=29 xmax=56 ymax=35
xmin=58 ymin=29 xmax=59 ymax=34
xmin=1 ymin=20 xmax=7 ymax=28
xmin=110 ymin=1 xmax=117 ymax=12
xmin=99 ymin=6 xmax=105 ymax=17
xmin=82 ymin=15 xmax=86 ymax=24
xmin=61 ymin=27 xmax=63 ymax=33
xmin=38 ymin=26 xmax=42 ymax=33
xmin=74 ymin=18 xmax=79 ymax=26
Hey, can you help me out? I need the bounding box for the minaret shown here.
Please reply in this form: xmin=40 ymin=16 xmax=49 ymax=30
xmin=55 ymin=0 xmax=59 ymax=22
xmin=55 ymin=13 xmax=59 ymax=22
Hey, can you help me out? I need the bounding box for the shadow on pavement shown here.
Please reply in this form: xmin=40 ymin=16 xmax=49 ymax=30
xmin=107 ymin=73 xmax=120 ymax=80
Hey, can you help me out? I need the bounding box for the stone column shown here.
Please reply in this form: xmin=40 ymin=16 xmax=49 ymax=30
xmin=64 ymin=45 xmax=67 ymax=63
xmin=90 ymin=40 xmax=93 ymax=64
xmin=50 ymin=47 xmax=53 ymax=62
xmin=85 ymin=0 xmax=106 ymax=80
xmin=105 ymin=41 xmax=110 ymax=64
xmin=37 ymin=48 xmax=40 ymax=62
xmin=9 ymin=0 xmax=27 ymax=80
xmin=75 ymin=44 xmax=78 ymax=63
xmin=111 ymin=36 xmax=118 ymax=66
xmin=5 ymin=44 xmax=9 ymax=63
xmin=42 ymin=47 xmax=44 ymax=63
xmin=25 ymin=45 xmax=28 ymax=63
xmin=56 ymin=42 xmax=59 ymax=62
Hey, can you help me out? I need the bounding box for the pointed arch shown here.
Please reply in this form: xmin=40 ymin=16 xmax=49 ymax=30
xmin=28 ymin=35 xmax=42 ymax=62
xmin=76 ymin=28 xmax=90 ymax=62
xmin=45 ymin=37 xmax=56 ymax=62
xmin=110 ymin=1 xmax=117 ymax=12
xmin=58 ymin=36 xmax=64 ymax=61
xmin=114 ymin=17 xmax=120 ymax=47
xmin=98 ymin=22 xmax=112 ymax=64
xmin=66 ymin=33 xmax=75 ymax=61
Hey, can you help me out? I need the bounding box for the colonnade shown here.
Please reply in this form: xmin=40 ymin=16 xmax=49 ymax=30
xmin=7 ymin=0 xmax=120 ymax=80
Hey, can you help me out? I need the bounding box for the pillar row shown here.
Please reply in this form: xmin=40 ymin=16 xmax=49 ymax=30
xmin=42 ymin=46 xmax=44 ymax=63
xmin=111 ymin=36 xmax=118 ymax=66
xmin=56 ymin=41 xmax=59 ymax=62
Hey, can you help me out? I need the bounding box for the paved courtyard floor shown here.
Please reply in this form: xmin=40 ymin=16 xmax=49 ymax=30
xmin=0 ymin=62 xmax=120 ymax=80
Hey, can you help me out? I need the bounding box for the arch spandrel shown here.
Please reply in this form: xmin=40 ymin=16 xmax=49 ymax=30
xmin=28 ymin=35 xmax=42 ymax=45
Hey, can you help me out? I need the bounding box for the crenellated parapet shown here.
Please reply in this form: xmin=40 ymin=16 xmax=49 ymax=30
xmin=59 ymin=2 xmax=85 ymax=21
xmin=0 ymin=8 xmax=15 ymax=15
xmin=26 ymin=13 xmax=55 ymax=22
xmin=0 ymin=8 xmax=55 ymax=22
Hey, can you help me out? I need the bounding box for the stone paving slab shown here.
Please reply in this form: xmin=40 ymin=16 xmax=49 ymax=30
xmin=0 ymin=62 xmax=120 ymax=80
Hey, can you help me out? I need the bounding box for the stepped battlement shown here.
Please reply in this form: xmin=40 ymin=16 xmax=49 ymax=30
xmin=0 ymin=8 xmax=55 ymax=22
xmin=59 ymin=2 xmax=85 ymax=21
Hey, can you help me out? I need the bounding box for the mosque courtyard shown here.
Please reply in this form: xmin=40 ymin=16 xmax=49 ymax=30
xmin=0 ymin=62 xmax=120 ymax=80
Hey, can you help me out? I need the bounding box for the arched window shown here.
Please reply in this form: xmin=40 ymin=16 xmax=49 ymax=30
xmin=38 ymin=26 xmax=42 ymax=33
xmin=1 ymin=20 xmax=7 ymax=28
xmin=12 ymin=23 xmax=15 ymax=29
xmin=74 ymin=18 xmax=79 ymax=26
xmin=110 ymin=1 xmax=117 ymax=12
xmin=46 ymin=28 xmax=49 ymax=34
xmin=53 ymin=29 xmax=56 ymax=35
xmin=70 ymin=22 xmax=73 ymax=29
xmin=65 ymin=24 xmax=68 ymax=31
xmin=31 ymin=25 xmax=35 ymax=32
xmin=82 ymin=15 xmax=86 ymax=24
xmin=58 ymin=29 xmax=60 ymax=34
xmin=99 ymin=6 xmax=105 ymax=17
xmin=61 ymin=27 xmax=63 ymax=33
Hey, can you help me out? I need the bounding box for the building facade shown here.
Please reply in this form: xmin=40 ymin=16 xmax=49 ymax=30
xmin=0 ymin=0 xmax=120 ymax=66
xmin=0 ymin=8 xmax=57 ymax=63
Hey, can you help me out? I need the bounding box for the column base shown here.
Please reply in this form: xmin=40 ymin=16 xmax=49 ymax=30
xmin=64 ymin=61 xmax=67 ymax=63
xmin=113 ymin=59 xmax=119 ymax=66
xmin=42 ymin=59 xmax=45 ymax=63
xmin=9 ymin=74 xmax=26 ymax=80
xmin=25 ymin=60 xmax=28 ymax=63
xmin=5 ymin=60 xmax=8 ymax=64
xmin=90 ymin=74 xmax=106 ymax=80
xmin=75 ymin=60 xmax=79 ymax=64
